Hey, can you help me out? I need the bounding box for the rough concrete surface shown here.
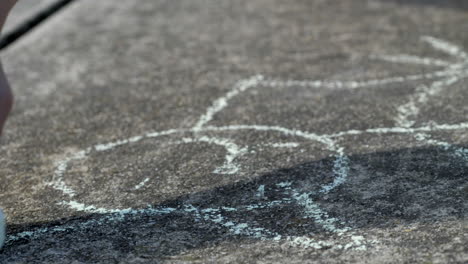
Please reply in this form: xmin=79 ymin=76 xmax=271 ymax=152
xmin=2 ymin=0 xmax=60 ymax=36
xmin=0 ymin=0 xmax=467 ymax=263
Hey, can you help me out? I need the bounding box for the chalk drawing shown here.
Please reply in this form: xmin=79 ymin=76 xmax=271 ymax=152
xmin=5 ymin=36 xmax=468 ymax=251
xmin=134 ymin=178 xmax=150 ymax=190
xmin=384 ymin=37 xmax=468 ymax=162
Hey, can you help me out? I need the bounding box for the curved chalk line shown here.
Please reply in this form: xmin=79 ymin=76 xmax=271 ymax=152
xmin=388 ymin=37 xmax=468 ymax=179
xmin=8 ymin=36 xmax=468 ymax=251
xmin=185 ymin=35 xmax=468 ymax=249
xmin=11 ymin=120 xmax=468 ymax=248
xmin=44 ymin=122 xmax=467 ymax=248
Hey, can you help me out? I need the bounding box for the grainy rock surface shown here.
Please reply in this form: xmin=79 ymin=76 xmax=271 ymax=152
xmin=0 ymin=0 xmax=467 ymax=263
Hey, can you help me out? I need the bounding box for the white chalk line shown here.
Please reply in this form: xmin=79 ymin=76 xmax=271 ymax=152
xmin=371 ymin=36 xmax=468 ymax=69
xmin=96 ymin=35 xmax=468 ymax=249
xmin=40 ymin=119 xmax=468 ymax=249
xmin=202 ymin=125 xmax=338 ymax=152
xmin=12 ymin=126 xmax=467 ymax=249
xmin=184 ymin=36 xmax=468 ymax=246
xmin=14 ymin=164 xmax=358 ymax=249
xmin=43 ymin=122 xmax=468 ymax=249
xmin=48 ymin=132 xmax=247 ymax=201
xmin=43 ymin=121 xmax=360 ymax=249
xmin=257 ymin=68 xmax=454 ymax=90
xmin=393 ymin=75 xmax=465 ymax=163
xmin=369 ymin=36 xmax=468 ymax=130
xmin=260 ymin=142 xmax=300 ymax=148
xmin=134 ymin=178 xmax=150 ymax=190
xmin=41 ymin=120 xmax=468 ymax=249
xmin=415 ymin=133 xmax=468 ymax=161
xmin=328 ymin=121 xmax=468 ymax=139
xmin=6 ymin=206 xmax=178 ymax=244
xmin=186 ymin=204 xmax=283 ymax=240
xmin=193 ymin=75 xmax=264 ymax=130
xmin=421 ymin=36 xmax=468 ymax=60
xmin=193 ymin=38 xmax=466 ymax=132
xmin=370 ymin=36 xmax=468 ymax=146
xmin=12 ymin=35 xmax=468 ymax=251
xmin=188 ymin=36 xmax=468 ymax=193
xmin=172 ymin=137 xmax=248 ymax=175
xmin=198 ymin=124 xmax=357 ymax=248
xmin=395 ymin=75 xmax=462 ymax=128
xmin=189 ymin=36 xmax=468 ymax=249
xmin=380 ymin=36 xmax=468 ymax=174
xmin=371 ymin=54 xmax=450 ymax=67
xmin=48 ymin=127 xmax=346 ymax=214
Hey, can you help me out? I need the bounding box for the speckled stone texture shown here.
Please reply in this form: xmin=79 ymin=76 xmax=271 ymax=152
xmin=0 ymin=0 xmax=467 ymax=263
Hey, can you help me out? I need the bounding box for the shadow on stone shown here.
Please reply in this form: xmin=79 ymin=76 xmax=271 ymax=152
xmin=1 ymin=144 xmax=467 ymax=262
xmin=382 ymin=0 xmax=468 ymax=10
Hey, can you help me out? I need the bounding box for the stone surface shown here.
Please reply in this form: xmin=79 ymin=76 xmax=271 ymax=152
xmin=0 ymin=0 xmax=467 ymax=263
xmin=2 ymin=0 xmax=59 ymax=36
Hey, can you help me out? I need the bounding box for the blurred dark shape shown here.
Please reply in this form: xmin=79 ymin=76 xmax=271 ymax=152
xmin=383 ymin=0 xmax=468 ymax=10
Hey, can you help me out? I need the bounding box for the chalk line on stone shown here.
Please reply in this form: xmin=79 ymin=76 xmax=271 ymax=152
xmin=9 ymin=35 xmax=468 ymax=252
